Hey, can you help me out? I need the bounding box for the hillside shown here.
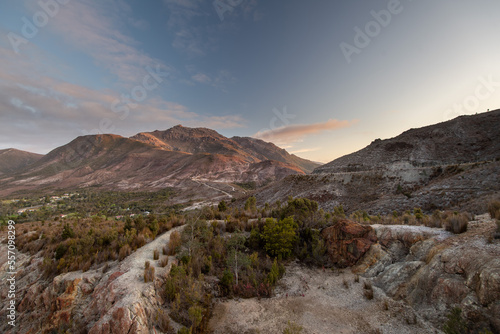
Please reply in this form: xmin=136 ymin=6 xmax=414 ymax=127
xmin=253 ymin=110 xmax=500 ymax=214
xmin=132 ymin=126 xmax=321 ymax=173
xmin=0 ymin=127 xmax=316 ymax=199
xmin=315 ymin=109 xmax=500 ymax=174
xmin=231 ymin=136 xmax=320 ymax=173
xmin=0 ymin=148 xmax=43 ymax=176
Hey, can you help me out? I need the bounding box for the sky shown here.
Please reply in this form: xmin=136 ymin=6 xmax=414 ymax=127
xmin=0 ymin=0 xmax=499 ymax=163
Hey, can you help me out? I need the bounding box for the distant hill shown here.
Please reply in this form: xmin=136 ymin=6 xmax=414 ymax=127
xmin=132 ymin=125 xmax=321 ymax=173
xmin=0 ymin=127 xmax=318 ymax=198
xmin=315 ymin=109 xmax=500 ymax=174
xmin=231 ymin=136 xmax=320 ymax=174
xmin=253 ymin=110 xmax=500 ymax=214
xmin=0 ymin=148 xmax=43 ymax=176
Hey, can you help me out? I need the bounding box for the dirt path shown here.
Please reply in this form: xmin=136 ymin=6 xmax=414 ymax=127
xmin=209 ymin=262 xmax=439 ymax=334
xmin=191 ymin=178 xmax=233 ymax=198
xmin=87 ymin=225 xmax=186 ymax=331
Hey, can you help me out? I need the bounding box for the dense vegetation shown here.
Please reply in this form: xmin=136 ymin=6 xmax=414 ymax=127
xmin=1 ymin=189 xmax=497 ymax=334
xmin=0 ymin=188 xmax=177 ymax=224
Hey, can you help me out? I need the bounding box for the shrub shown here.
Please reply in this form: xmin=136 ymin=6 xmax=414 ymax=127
xmin=445 ymin=214 xmax=468 ymax=234
xmin=153 ymin=249 xmax=160 ymax=260
xmin=488 ymin=200 xmax=500 ymax=220
xmin=144 ymin=266 xmax=155 ymax=282
xmin=364 ymin=288 xmax=374 ymax=300
xmin=244 ymin=196 xmax=257 ymax=212
xmin=61 ymin=223 xmax=75 ymax=240
xmin=177 ymin=327 xmax=190 ymax=334
xmin=168 ymin=231 xmax=181 ymax=255
xmin=188 ymin=305 xmax=204 ymax=329
xmin=154 ymin=308 xmax=171 ymax=332
xmin=220 ymin=269 xmax=234 ymax=295
xmin=443 ymin=307 xmax=468 ymax=334
xmin=363 ymin=280 xmax=374 ymax=300
xmin=159 ymin=257 xmax=169 ymax=267
xmin=261 ymin=217 xmax=298 ymax=259
xmin=145 ymin=261 xmax=150 ymax=269
xmin=413 ymin=207 xmax=424 ymax=220
xmin=118 ymin=244 xmax=131 ymax=261
xmin=283 ymin=320 xmax=304 ymax=334
xmin=218 ymin=200 xmax=228 ymax=212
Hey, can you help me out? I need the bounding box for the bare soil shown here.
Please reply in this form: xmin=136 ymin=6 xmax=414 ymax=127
xmin=209 ymin=262 xmax=440 ymax=334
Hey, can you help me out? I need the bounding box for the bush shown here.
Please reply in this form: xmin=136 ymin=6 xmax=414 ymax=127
xmin=445 ymin=214 xmax=468 ymax=234
xmin=168 ymin=231 xmax=181 ymax=255
xmin=261 ymin=217 xmax=298 ymax=259
xmin=363 ymin=280 xmax=374 ymax=300
xmin=61 ymin=223 xmax=75 ymax=240
xmin=443 ymin=307 xmax=468 ymax=334
xmin=118 ymin=244 xmax=131 ymax=261
xmin=154 ymin=309 xmax=171 ymax=332
xmin=488 ymin=200 xmax=500 ymax=220
xmin=177 ymin=327 xmax=190 ymax=334
xmin=283 ymin=320 xmax=304 ymax=334
xmin=144 ymin=266 xmax=155 ymax=282
xmin=159 ymin=257 xmax=169 ymax=267
xmin=153 ymin=249 xmax=160 ymax=260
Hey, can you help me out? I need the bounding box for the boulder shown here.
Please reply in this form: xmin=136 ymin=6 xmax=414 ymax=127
xmin=321 ymin=219 xmax=377 ymax=267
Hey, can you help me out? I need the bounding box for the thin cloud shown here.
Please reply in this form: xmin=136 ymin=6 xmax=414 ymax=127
xmin=46 ymin=0 xmax=170 ymax=86
xmin=192 ymin=73 xmax=212 ymax=84
xmin=289 ymin=147 xmax=320 ymax=154
xmin=0 ymin=46 xmax=245 ymax=153
xmin=253 ymin=119 xmax=357 ymax=146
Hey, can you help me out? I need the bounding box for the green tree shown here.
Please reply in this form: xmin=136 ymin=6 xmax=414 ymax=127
xmin=218 ymin=200 xmax=228 ymax=212
xmin=188 ymin=305 xmax=204 ymax=331
xmin=61 ymin=223 xmax=75 ymax=240
xmin=244 ymin=196 xmax=257 ymax=212
xmin=226 ymin=231 xmax=249 ymax=284
xmin=261 ymin=217 xmax=298 ymax=259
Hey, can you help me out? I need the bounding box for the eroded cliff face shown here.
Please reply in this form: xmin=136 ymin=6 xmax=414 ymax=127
xmin=0 ymin=227 xmax=184 ymax=334
xmin=321 ymin=220 xmax=377 ymax=268
xmin=352 ymin=215 xmax=500 ymax=333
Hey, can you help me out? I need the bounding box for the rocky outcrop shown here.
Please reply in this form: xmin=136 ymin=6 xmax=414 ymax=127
xmin=356 ymin=215 xmax=500 ymax=333
xmin=0 ymin=226 xmax=184 ymax=334
xmin=321 ymin=219 xmax=377 ymax=267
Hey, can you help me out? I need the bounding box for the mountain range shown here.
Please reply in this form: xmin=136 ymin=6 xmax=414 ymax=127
xmin=0 ymin=125 xmax=319 ymax=198
xmin=1 ymin=110 xmax=499 ymax=213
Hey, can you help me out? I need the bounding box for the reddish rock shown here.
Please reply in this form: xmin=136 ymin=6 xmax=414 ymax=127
xmin=321 ymin=219 xmax=377 ymax=267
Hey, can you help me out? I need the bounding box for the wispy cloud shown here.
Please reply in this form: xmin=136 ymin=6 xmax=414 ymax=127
xmin=0 ymin=42 xmax=244 ymax=153
xmin=187 ymin=66 xmax=237 ymax=92
xmin=289 ymin=147 xmax=320 ymax=154
xmin=253 ymin=119 xmax=358 ymax=146
xmin=44 ymin=0 xmax=170 ymax=86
